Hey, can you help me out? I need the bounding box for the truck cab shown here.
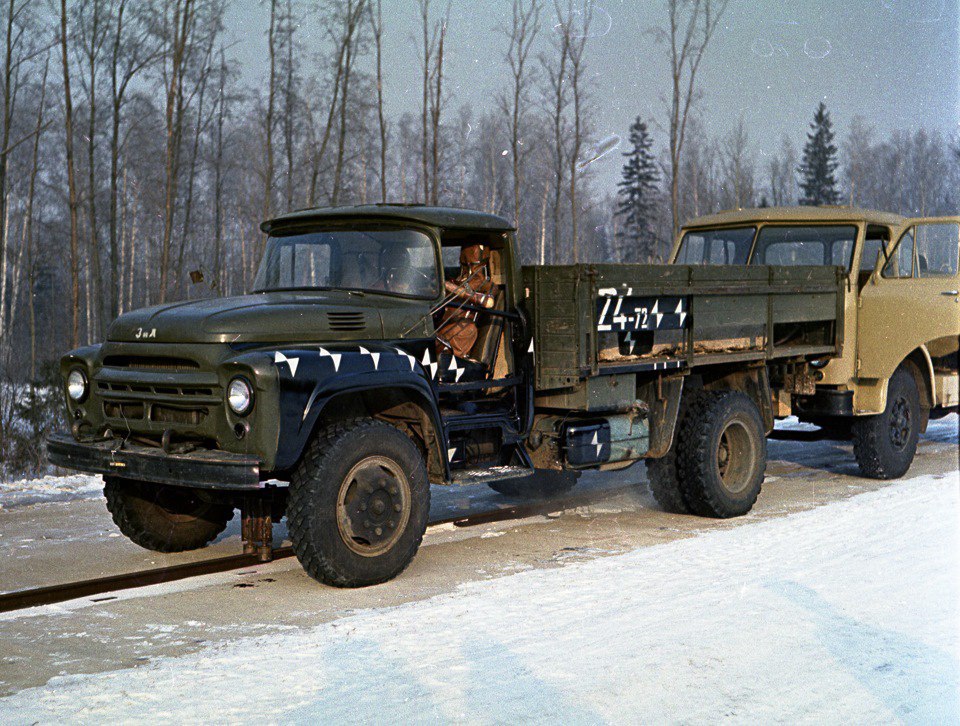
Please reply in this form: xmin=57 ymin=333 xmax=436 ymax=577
xmin=671 ymin=207 xmax=960 ymax=478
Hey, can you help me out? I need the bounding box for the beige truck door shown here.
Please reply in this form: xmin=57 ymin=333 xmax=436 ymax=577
xmin=857 ymin=218 xmax=960 ymax=388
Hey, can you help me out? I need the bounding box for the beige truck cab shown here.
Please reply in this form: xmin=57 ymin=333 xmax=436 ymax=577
xmin=671 ymin=207 xmax=959 ymax=480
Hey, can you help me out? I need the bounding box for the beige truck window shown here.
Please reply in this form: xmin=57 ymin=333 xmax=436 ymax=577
xmin=674 ymin=227 xmax=754 ymax=265
xmin=883 ymin=222 xmax=959 ymax=279
xmin=750 ymin=225 xmax=857 ymax=269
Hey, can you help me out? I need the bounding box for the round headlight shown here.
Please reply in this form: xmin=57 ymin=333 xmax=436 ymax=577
xmin=67 ymin=368 xmax=88 ymax=402
xmin=227 ymin=377 xmax=253 ymax=415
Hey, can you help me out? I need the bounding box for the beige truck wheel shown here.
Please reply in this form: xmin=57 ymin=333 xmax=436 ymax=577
xmin=852 ymin=366 xmax=921 ymax=479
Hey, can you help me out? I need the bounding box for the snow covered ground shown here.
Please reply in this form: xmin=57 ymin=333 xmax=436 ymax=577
xmin=0 ymin=473 xmax=102 ymax=509
xmin=1 ymin=472 xmax=956 ymax=724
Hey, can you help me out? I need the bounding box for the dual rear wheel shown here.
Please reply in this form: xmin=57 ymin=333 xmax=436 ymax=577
xmin=647 ymin=390 xmax=767 ymax=518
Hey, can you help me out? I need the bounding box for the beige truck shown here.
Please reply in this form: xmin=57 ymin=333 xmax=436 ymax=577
xmin=671 ymin=207 xmax=959 ymax=479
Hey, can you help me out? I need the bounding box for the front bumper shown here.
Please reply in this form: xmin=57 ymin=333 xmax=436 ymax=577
xmin=47 ymin=432 xmax=263 ymax=490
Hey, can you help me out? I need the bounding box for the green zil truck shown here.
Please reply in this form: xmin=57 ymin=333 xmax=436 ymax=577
xmin=49 ymin=205 xmax=845 ymax=587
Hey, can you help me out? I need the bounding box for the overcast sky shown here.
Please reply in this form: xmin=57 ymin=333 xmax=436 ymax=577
xmin=225 ymin=0 xmax=960 ymax=192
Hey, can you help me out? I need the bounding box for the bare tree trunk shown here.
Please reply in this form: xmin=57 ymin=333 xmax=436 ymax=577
xmin=332 ymin=0 xmax=364 ymax=206
xmin=419 ymin=0 xmax=433 ymax=203
xmin=0 ymin=0 xmax=14 ymax=344
xmin=665 ymin=0 xmax=728 ymax=236
xmin=213 ymin=48 xmax=226 ymax=284
xmin=371 ymin=0 xmax=387 ymax=202
xmin=565 ymin=1 xmax=591 ymax=263
xmin=176 ymin=37 xmax=214 ymax=283
xmin=307 ymin=26 xmax=348 ymax=206
xmin=20 ymin=55 xmax=46 ymax=378
xmin=159 ymin=0 xmax=194 ymax=303
xmin=500 ymin=0 xmax=541 ymax=226
xmin=60 ymin=0 xmax=81 ymax=347
xmin=282 ymin=0 xmax=295 ymax=212
xmin=84 ymin=0 xmax=107 ymax=336
xmin=545 ymin=0 xmax=572 ymax=260
xmin=263 ymin=0 xmax=277 ymax=233
xmin=428 ymin=10 xmax=448 ymax=205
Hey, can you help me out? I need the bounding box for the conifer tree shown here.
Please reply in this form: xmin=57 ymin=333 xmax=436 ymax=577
xmin=616 ymin=117 xmax=661 ymax=261
xmin=798 ymin=102 xmax=840 ymax=206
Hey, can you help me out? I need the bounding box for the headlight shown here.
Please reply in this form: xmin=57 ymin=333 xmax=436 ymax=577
xmin=67 ymin=368 xmax=88 ymax=402
xmin=227 ymin=377 xmax=254 ymax=415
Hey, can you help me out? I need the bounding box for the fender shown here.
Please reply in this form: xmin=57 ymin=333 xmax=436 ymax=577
xmin=262 ymin=340 xmax=447 ymax=473
xmin=854 ymin=344 xmax=936 ymax=414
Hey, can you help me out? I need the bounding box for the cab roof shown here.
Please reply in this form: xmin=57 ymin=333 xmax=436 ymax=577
xmin=682 ymin=206 xmax=905 ymax=229
xmin=261 ymin=204 xmax=515 ymax=234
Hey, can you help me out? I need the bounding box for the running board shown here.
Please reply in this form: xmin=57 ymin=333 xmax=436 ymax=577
xmin=451 ymin=465 xmax=534 ymax=486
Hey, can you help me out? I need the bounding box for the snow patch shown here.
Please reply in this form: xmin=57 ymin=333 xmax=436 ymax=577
xmin=0 ymin=473 xmax=956 ymax=722
xmin=0 ymin=474 xmax=103 ymax=509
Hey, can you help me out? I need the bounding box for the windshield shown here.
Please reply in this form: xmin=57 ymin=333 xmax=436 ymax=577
xmin=674 ymin=227 xmax=755 ymax=265
xmin=750 ymin=225 xmax=857 ymax=270
xmin=253 ymin=228 xmax=440 ymax=297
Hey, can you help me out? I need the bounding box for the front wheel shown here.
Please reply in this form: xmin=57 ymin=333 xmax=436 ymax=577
xmin=676 ymin=391 xmax=767 ymax=518
xmin=852 ymin=366 xmax=921 ymax=479
xmin=287 ymin=419 xmax=431 ymax=588
xmin=104 ymin=477 xmax=234 ymax=552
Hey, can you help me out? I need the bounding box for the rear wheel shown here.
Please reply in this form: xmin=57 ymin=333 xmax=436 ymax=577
xmin=287 ymin=419 xmax=430 ymax=587
xmin=852 ymin=366 xmax=921 ymax=479
xmin=103 ymin=477 xmax=234 ymax=553
xmin=487 ymin=469 xmax=579 ymax=498
xmin=676 ymin=391 xmax=766 ymax=518
xmin=645 ymin=391 xmax=703 ymax=514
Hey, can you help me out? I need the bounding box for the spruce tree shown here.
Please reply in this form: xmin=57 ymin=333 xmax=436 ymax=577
xmin=616 ymin=117 xmax=661 ymax=261
xmin=798 ymin=102 xmax=840 ymax=206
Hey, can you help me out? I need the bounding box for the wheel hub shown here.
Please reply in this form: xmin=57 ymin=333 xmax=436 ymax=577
xmin=889 ymin=396 xmax=911 ymax=449
xmin=337 ymin=457 xmax=411 ymax=557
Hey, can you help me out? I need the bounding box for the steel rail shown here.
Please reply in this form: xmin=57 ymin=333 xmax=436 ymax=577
xmin=0 ymin=487 xmax=626 ymax=614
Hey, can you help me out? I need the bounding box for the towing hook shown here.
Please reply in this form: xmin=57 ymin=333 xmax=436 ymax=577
xmin=161 ymin=429 xmax=174 ymax=454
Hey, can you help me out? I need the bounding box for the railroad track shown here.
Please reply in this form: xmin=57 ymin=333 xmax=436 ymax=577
xmin=0 ymin=486 xmax=627 ymax=614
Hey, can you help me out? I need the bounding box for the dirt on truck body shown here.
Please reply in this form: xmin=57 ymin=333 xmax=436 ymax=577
xmin=50 ymin=204 xmax=858 ymax=588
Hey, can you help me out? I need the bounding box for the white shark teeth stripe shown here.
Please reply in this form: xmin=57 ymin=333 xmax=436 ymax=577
xmin=358 ymin=346 xmax=380 ymax=370
xmin=448 ymin=446 xmax=457 ymax=461
xmin=422 ymin=349 xmax=438 ymax=379
xmin=318 ymin=347 xmax=341 ymax=372
xmin=591 ymin=430 xmax=603 ymax=456
xmin=394 ymin=347 xmax=417 ymax=371
xmin=448 ymin=356 xmax=464 ymax=382
xmin=274 ymin=351 xmax=300 ymax=377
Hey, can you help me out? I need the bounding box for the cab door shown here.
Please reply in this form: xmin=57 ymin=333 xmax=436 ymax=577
xmin=857 ymin=217 xmax=960 ymax=383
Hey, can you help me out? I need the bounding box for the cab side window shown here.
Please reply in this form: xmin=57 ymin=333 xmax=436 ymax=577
xmin=915 ymin=223 xmax=960 ymax=277
xmin=882 ymin=231 xmax=915 ymax=278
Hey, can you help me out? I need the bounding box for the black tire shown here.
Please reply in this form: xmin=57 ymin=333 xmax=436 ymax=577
xmin=644 ymin=391 xmax=704 ymax=514
xmin=646 ymin=450 xmax=690 ymax=514
xmin=103 ymin=477 xmax=234 ymax=553
xmin=676 ymin=391 xmax=767 ymax=518
xmin=487 ymin=469 xmax=579 ymax=498
xmin=287 ymin=419 xmax=430 ymax=588
xmin=852 ymin=366 xmax=921 ymax=479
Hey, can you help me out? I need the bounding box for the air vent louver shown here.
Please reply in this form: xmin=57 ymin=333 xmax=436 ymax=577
xmin=326 ymin=311 xmax=366 ymax=331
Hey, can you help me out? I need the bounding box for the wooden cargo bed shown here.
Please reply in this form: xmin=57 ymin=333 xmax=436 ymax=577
xmin=524 ymin=263 xmax=845 ymax=391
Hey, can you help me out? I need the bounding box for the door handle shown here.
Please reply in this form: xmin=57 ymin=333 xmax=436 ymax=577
xmin=942 ymin=290 xmax=959 ymax=296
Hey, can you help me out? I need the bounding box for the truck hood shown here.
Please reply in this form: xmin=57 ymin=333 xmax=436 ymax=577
xmin=106 ymin=291 xmax=396 ymax=344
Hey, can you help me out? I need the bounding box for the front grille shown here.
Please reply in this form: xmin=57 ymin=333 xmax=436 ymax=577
xmin=152 ymin=405 xmax=209 ymax=425
xmin=102 ymin=355 xmax=199 ymax=372
xmin=326 ymin=311 xmax=366 ymax=331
